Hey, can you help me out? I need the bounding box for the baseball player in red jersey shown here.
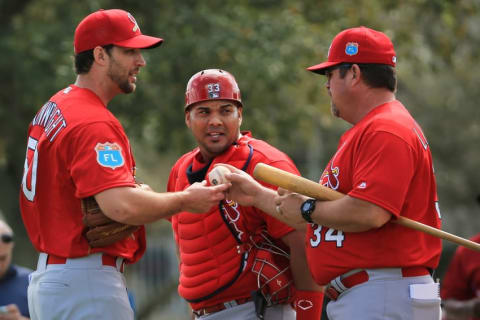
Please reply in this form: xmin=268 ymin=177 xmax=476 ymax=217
xmin=441 ymin=196 xmax=480 ymax=320
xmin=224 ymin=27 xmax=442 ymax=319
xmin=19 ymin=10 xmax=229 ymax=320
xmin=167 ymin=69 xmax=323 ymax=319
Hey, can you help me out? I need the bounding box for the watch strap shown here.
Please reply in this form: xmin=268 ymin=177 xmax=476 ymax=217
xmin=301 ymin=198 xmax=316 ymax=223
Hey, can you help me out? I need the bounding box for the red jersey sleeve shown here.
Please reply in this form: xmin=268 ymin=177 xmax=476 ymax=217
xmin=67 ymin=122 xmax=136 ymax=198
xmin=165 ymin=163 xmax=181 ymax=224
xmin=167 ymin=163 xmax=179 ymax=193
xmin=349 ymin=131 xmax=416 ymax=217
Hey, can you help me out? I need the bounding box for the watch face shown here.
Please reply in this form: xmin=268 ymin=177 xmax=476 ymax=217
xmin=302 ymin=201 xmax=313 ymax=212
xmin=301 ymin=199 xmax=315 ymax=223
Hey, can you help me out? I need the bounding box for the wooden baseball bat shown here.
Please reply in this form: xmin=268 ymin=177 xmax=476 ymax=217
xmin=253 ymin=162 xmax=480 ymax=252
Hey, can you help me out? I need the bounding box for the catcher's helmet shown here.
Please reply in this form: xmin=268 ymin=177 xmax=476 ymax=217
xmin=185 ymin=69 xmax=242 ymax=110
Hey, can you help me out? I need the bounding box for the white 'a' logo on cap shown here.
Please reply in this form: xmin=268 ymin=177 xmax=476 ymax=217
xmin=127 ymin=13 xmax=140 ymax=32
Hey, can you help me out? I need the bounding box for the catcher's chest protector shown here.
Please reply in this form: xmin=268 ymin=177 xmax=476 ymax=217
xmin=171 ymin=141 xmax=254 ymax=302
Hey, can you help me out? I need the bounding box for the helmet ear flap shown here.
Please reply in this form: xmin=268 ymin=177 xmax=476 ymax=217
xmin=185 ymin=69 xmax=242 ymax=110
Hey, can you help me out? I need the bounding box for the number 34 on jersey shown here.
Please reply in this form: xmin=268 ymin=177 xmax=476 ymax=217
xmin=309 ymin=224 xmax=345 ymax=247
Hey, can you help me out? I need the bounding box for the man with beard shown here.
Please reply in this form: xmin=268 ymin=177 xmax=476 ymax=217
xmin=19 ymin=9 xmax=229 ymax=320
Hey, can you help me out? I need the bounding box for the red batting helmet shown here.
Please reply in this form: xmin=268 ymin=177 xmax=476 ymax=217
xmin=185 ymin=69 xmax=242 ymax=110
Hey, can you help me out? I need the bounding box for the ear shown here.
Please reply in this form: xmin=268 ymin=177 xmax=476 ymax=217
xmin=185 ymin=110 xmax=191 ymax=128
xmin=351 ymin=64 xmax=361 ymax=80
xmin=93 ymin=46 xmax=108 ymax=66
xmin=237 ymin=106 xmax=243 ymax=127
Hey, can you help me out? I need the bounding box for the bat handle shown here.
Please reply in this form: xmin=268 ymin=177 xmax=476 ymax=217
xmin=396 ymin=217 xmax=480 ymax=251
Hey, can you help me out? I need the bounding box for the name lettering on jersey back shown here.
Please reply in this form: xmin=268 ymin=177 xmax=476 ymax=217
xmin=32 ymin=101 xmax=67 ymax=142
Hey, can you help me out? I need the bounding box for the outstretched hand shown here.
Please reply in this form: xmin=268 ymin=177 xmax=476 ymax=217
xmin=273 ymin=187 xmax=309 ymax=229
xmin=211 ymin=164 xmax=308 ymax=230
xmin=214 ymin=163 xmax=264 ymax=207
xmin=182 ymin=180 xmax=230 ymax=213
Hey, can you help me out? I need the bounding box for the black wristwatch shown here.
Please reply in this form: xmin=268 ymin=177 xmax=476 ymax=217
xmin=300 ymin=198 xmax=316 ymax=223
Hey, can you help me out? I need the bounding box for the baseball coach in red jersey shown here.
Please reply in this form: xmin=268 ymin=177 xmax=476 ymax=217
xmin=225 ymin=27 xmax=442 ymax=320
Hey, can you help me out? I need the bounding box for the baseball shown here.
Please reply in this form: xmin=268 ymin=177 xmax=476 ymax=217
xmin=208 ymin=165 xmax=230 ymax=185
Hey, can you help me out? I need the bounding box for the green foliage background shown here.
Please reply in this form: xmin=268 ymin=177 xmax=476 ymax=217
xmin=0 ymin=0 xmax=479 ymax=317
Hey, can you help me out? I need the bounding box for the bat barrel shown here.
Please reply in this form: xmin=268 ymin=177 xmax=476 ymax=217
xmin=253 ymin=163 xmax=343 ymax=200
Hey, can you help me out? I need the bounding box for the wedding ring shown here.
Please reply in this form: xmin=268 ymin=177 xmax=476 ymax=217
xmin=275 ymin=205 xmax=282 ymax=215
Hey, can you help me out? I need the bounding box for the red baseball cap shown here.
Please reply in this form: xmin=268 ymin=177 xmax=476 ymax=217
xmin=74 ymin=9 xmax=163 ymax=54
xmin=307 ymin=26 xmax=396 ymax=74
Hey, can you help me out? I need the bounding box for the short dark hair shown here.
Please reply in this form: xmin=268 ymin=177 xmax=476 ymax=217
xmin=74 ymin=44 xmax=114 ymax=74
xmin=337 ymin=63 xmax=397 ymax=92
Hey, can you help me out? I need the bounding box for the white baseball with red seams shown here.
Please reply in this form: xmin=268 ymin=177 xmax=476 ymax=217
xmin=208 ymin=165 xmax=230 ymax=185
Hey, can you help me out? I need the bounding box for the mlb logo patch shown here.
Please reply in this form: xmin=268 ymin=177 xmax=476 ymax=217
xmin=357 ymin=181 xmax=367 ymax=189
xmin=207 ymin=83 xmax=220 ymax=98
xmin=95 ymin=142 xmax=125 ymax=169
xmin=345 ymin=42 xmax=359 ymax=56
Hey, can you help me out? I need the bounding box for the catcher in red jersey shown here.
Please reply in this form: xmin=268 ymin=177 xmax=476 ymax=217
xmin=19 ymin=10 xmax=228 ymax=320
xmin=224 ymin=27 xmax=442 ymax=320
xmin=167 ymin=69 xmax=323 ymax=320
